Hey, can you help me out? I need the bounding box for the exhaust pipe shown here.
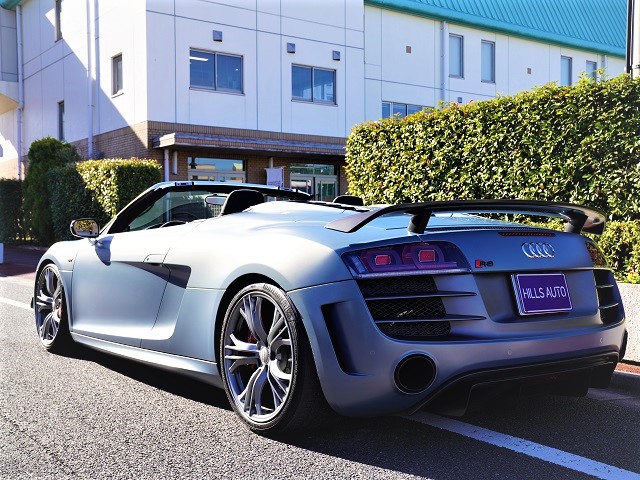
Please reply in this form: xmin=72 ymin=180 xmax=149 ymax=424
xmin=394 ymin=354 xmax=436 ymax=394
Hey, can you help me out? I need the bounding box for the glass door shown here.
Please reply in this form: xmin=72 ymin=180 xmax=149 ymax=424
xmin=290 ymin=174 xmax=337 ymax=201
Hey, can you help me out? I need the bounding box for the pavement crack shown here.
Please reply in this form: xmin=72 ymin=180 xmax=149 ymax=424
xmin=0 ymin=408 xmax=77 ymax=477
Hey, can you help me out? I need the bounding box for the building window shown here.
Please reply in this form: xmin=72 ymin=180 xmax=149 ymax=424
xmin=382 ymin=102 xmax=428 ymax=118
xmin=561 ymin=56 xmax=572 ymax=86
xmin=112 ymin=54 xmax=123 ymax=95
xmin=58 ymin=101 xmax=65 ymax=141
xmin=189 ymin=49 xmax=243 ymax=93
xmin=449 ymin=34 xmax=463 ymax=78
xmin=55 ymin=0 xmax=62 ymax=41
xmin=292 ymin=65 xmax=335 ymax=104
xmin=481 ymin=40 xmax=495 ymax=83
xmin=586 ymin=60 xmax=597 ymax=81
xmin=187 ymin=157 xmax=245 ymax=182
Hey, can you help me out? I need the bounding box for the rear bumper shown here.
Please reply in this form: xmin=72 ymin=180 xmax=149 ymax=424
xmin=288 ymin=280 xmax=626 ymax=417
xmin=420 ymin=351 xmax=618 ymax=416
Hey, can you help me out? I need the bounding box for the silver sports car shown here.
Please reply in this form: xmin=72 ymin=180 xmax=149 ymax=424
xmin=34 ymin=181 xmax=628 ymax=433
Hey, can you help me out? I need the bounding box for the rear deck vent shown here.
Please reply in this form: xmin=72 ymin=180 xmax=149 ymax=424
xmin=499 ymin=230 xmax=556 ymax=237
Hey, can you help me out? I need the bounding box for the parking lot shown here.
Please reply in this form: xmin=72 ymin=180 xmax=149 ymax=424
xmin=1 ymin=249 xmax=639 ymax=480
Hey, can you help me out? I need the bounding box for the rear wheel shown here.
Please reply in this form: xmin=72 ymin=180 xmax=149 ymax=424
xmin=220 ymin=283 xmax=329 ymax=433
xmin=34 ymin=264 xmax=72 ymax=352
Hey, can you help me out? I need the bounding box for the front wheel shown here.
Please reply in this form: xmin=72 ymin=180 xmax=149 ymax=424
xmin=220 ymin=283 xmax=329 ymax=433
xmin=34 ymin=263 xmax=73 ymax=352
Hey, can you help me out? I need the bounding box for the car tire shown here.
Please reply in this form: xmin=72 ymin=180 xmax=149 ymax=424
xmin=220 ymin=283 xmax=331 ymax=433
xmin=34 ymin=263 xmax=73 ymax=353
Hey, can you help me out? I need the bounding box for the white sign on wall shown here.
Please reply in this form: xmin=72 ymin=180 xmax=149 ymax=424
xmin=265 ymin=167 xmax=284 ymax=188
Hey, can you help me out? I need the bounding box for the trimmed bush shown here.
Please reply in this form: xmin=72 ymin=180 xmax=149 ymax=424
xmin=0 ymin=178 xmax=24 ymax=242
xmin=49 ymin=158 xmax=162 ymax=241
xmin=346 ymin=75 xmax=640 ymax=221
xmin=23 ymin=138 xmax=80 ymax=244
xmin=595 ymin=221 xmax=640 ymax=284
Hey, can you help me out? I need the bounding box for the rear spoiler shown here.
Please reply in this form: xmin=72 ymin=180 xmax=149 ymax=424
xmin=324 ymin=199 xmax=606 ymax=235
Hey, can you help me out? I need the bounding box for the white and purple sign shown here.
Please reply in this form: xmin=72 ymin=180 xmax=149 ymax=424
xmin=512 ymin=273 xmax=573 ymax=315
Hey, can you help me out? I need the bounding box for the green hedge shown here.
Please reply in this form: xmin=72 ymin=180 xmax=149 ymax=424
xmin=595 ymin=221 xmax=640 ymax=284
xmin=0 ymin=179 xmax=24 ymax=242
xmin=346 ymin=75 xmax=640 ymax=220
xmin=23 ymin=137 xmax=80 ymax=244
xmin=49 ymin=158 xmax=162 ymax=241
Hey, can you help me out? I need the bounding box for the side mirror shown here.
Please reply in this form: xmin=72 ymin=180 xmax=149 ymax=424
xmin=70 ymin=218 xmax=100 ymax=238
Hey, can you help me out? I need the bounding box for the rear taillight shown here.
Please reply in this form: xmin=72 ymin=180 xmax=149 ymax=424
xmin=586 ymin=242 xmax=608 ymax=268
xmin=343 ymin=241 xmax=470 ymax=277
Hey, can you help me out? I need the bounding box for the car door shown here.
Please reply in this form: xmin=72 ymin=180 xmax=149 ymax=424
xmin=70 ymin=188 xmax=212 ymax=346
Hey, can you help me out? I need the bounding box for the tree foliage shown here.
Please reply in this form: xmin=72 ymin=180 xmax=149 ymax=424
xmin=23 ymin=138 xmax=80 ymax=244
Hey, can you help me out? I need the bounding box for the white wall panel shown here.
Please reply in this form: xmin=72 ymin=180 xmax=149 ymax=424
xmin=256 ymin=31 xmax=282 ymax=132
xmin=175 ymin=0 xmax=256 ymax=30
xmin=146 ymin=11 xmax=176 ymax=123
xmin=345 ymin=46 xmax=365 ymax=132
xmin=380 ymin=11 xmax=435 ymax=88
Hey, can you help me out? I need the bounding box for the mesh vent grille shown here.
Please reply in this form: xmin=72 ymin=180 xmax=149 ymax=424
xmin=367 ymin=297 xmax=446 ymax=321
xmin=357 ymin=276 xmax=437 ymax=297
xmin=593 ymin=270 xmax=619 ymax=324
xmin=378 ymin=321 xmax=451 ymax=339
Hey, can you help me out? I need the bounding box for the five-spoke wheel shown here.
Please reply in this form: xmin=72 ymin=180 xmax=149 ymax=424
xmin=220 ymin=283 xmax=327 ymax=433
xmin=34 ymin=264 xmax=71 ymax=351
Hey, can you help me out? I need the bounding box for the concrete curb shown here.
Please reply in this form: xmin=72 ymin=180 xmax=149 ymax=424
xmin=619 ymin=283 xmax=639 ymax=363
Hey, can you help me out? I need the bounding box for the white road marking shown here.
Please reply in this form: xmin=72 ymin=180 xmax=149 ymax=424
xmin=0 ymin=296 xmax=31 ymax=311
xmin=409 ymin=412 xmax=640 ymax=480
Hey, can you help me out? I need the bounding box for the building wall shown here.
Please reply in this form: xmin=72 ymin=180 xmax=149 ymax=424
xmin=0 ymin=0 xmax=629 ymax=181
xmin=363 ymin=6 xmax=627 ymax=119
xmin=145 ymin=0 xmax=365 ymax=139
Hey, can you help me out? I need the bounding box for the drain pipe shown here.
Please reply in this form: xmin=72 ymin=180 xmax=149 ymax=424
xmin=439 ymin=21 xmax=448 ymax=106
xmin=85 ymin=0 xmax=94 ymax=158
xmin=16 ymin=4 xmax=24 ymax=179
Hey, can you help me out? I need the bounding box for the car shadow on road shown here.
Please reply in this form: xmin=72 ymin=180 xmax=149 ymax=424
xmin=59 ymin=343 xmax=231 ymax=411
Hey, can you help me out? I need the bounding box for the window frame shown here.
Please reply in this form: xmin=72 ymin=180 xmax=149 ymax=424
xmin=58 ymin=101 xmax=65 ymax=142
xmin=189 ymin=49 xmax=244 ymax=94
xmin=55 ymin=0 xmax=62 ymax=41
xmin=586 ymin=60 xmax=598 ymax=81
xmin=449 ymin=34 xmax=464 ymax=79
xmin=381 ymin=101 xmax=427 ymax=119
xmin=112 ymin=54 xmax=123 ymax=96
xmin=481 ymin=40 xmax=495 ymax=83
xmin=561 ymin=56 xmax=573 ymax=86
xmin=291 ymin=64 xmax=336 ymax=105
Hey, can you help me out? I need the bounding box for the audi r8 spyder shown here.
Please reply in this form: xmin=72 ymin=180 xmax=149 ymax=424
xmin=33 ymin=181 xmax=628 ymax=433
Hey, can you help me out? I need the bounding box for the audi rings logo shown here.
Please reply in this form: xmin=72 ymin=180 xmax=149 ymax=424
xmin=521 ymin=242 xmax=555 ymax=258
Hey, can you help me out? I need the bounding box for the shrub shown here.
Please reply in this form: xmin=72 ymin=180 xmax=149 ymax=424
xmin=346 ymin=75 xmax=640 ymax=221
xmin=0 ymin=179 xmax=24 ymax=242
xmin=23 ymin=137 xmax=80 ymax=245
xmin=595 ymin=221 xmax=640 ymax=284
xmin=49 ymin=158 xmax=162 ymax=241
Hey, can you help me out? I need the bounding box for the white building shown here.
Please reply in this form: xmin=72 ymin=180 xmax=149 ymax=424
xmin=0 ymin=0 xmax=627 ymax=200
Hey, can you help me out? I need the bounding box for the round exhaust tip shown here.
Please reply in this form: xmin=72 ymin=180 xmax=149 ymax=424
xmin=394 ymin=354 xmax=436 ymax=394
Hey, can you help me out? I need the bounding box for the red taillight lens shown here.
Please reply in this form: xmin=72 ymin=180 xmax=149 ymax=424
xmin=586 ymin=242 xmax=608 ymax=268
xmin=418 ymin=249 xmax=436 ymax=263
xmin=374 ymin=254 xmax=392 ymax=266
xmin=343 ymin=242 xmax=470 ymax=276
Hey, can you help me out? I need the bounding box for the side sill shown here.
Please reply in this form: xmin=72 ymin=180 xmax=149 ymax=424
xmin=71 ymin=332 xmax=223 ymax=388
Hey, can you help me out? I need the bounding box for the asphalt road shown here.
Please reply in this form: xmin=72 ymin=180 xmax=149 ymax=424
xmin=1 ymin=274 xmax=640 ymax=480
